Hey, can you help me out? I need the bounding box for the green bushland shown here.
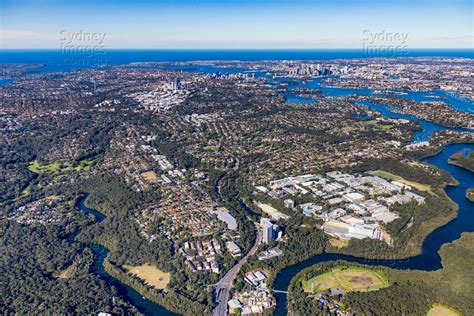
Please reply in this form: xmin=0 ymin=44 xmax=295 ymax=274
xmin=0 ymin=221 xmax=138 ymax=315
xmin=76 ymin=174 xmax=221 ymax=315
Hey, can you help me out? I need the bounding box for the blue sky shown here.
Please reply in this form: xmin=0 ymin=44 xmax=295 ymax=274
xmin=1 ymin=0 xmax=472 ymax=48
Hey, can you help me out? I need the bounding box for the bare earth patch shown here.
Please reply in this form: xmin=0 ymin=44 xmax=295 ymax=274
xmin=124 ymin=263 xmax=170 ymax=289
xmin=256 ymin=202 xmax=290 ymax=220
xmin=427 ymin=304 xmax=461 ymax=316
xmin=141 ymin=171 xmax=158 ymax=182
xmin=55 ymin=264 xmax=77 ymax=279
xmin=397 ymin=179 xmax=434 ymax=195
xmin=329 ymin=238 xmax=349 ymax=248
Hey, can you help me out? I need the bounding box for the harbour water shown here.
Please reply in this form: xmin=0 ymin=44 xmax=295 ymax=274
xmin=279 ymin=77 xmax=474 ymax=114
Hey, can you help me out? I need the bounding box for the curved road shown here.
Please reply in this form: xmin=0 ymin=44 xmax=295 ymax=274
xmin=212 ymin=227 xmax=261 ymax=316
xmin=212 ymin=155 xmax=259 ymax=316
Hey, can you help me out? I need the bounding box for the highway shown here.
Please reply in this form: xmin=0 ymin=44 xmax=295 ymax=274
xmin=212 ymin=156 xmax=257 ymax=316
xmin=212 ymin=226 xmax=261 ymax=316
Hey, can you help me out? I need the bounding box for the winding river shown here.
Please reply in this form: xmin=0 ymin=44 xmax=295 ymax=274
xmin=70 ymin=68 xmax=473 ymax=315
xmin=71 ymin=198 xmax=176 ymax=316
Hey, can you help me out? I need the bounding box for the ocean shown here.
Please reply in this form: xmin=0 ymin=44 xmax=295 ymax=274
xmin=0 ymin=49 xmax=473 ymax=74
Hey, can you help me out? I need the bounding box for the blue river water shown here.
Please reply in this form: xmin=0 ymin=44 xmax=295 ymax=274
xmin=2 ymin=51 xmax=473 ymax=315
xmin=0 ymin=78 xmax=14 ymax=85
xmin=273 ymin=142 xmax=474 ymax=315
xmin=269 ymin=77 xmax=473 ymax=144
xmin=72 ymin=197 xmax=176 ymax=316
xmin=267 ymin=76 xmax=474 ymax=315
xmin=173 ymin=67 xmax=473 ymax=314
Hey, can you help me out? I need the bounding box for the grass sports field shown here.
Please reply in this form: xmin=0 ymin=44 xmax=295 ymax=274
xmin=302 ymin=267 xmax=389 ymax=293
xmin=28 ymin=159 xmax=94 ymax=174
xmin=124 ymin=264 xmax=170 ymax=289
xmin=370 ymin=170 xmax=401 ymax=181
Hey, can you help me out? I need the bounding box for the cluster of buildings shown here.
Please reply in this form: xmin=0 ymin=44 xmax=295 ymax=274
xmin=138 ymin=181 xmax=220 ymax=240
xmin=7 ymin=196 xmax=66 ymax=225
xmin=367 ymin=96 xmax=474 ymax=130
xmin=136 ymin=170 xmax=226 ymax=242
xmin=211 ymin=207 xmax=238 ymax=231
xmin=102 ymin=127 xmax=240 ymax=247
xmin=256 ymin=171 xmax=426 ymax=242
xmin=244 ymin=269 xmax=268 ymax=287
xmin=270 ymin=62 xmax=349 ymax=78
xmin=93 ymin=98 xmax=121 ymax=111
xmin=287 ymin=64 xmax=334 ymax=77
xmin=112 ymin=131 xmax=226 ymax=242
xmin=129 ymin=79 xmax=190 ymax=113
xmin=181 ymin=239 xmax=221 ymax=274
xmin=144 ymin=153 xmax=185 ymax=185
xmin=102 ymin=128 xmax=185 ymax=192
xmin=207 ymin=71 xmax=255 ymax=80
xmin=0 ymin=112 xmax=22 ymax=134
xmin=228 ymin=269 xmax=275 ymax=315
xmin=183 ymin=113 xmax=223 ymax=126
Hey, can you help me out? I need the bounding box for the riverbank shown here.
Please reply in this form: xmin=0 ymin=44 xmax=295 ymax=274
xmin=325 ymin=183 xmax=458 ymax=260
xmin=272 ymin=143 xmax=474 ymax=315
xmin=73 ymin=196 xmax=179 ymax=316
xmin=448 ymin=150 xmax=474 ymax=172
xmin=103 ymin=260 xmax=206 ymax=315
xmin=466 ymin=188 xmax=474 ymax=202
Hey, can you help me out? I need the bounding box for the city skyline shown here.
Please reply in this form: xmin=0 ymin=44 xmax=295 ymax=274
xmin=1 ymin=0 xmax=473 ymax=49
